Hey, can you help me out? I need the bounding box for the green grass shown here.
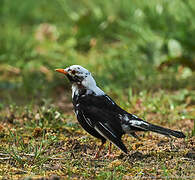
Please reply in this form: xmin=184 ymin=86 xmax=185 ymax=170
xmin=0 ymin=91 xmax=194 ymax=179
xmin=0 ymin=0 xmax=195 ymax=179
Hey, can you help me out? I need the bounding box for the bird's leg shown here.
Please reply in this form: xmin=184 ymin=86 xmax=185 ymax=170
xmin=94 ymin=141 xmax=105 ymax=159
xmin=105 ymin=142 xmax=115 ymax=158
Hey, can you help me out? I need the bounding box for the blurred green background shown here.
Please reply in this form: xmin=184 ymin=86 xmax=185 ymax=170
xmin=0 ymin=0 xmax=195 ymax=104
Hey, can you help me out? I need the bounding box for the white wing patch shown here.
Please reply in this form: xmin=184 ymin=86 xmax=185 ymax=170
xmin=120 ymin=114 xmax=149 ymax=133
xmin=123 ymin=114 xmax=129 ymax=122
xmin=130 ymin=120 xmax=149 ymax=126
xmin=119 ymin=114 xmax=147 ymax=126
xmin=118 ymin=114 xmax=130 ymax=122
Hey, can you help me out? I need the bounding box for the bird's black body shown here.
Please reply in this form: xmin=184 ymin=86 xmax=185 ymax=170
xmin=72 ymin=86 xmax=185 ymax=154
xmin=73 ymin=89 xmax=106 ymax=144
xmin=73 ymin=88 xmax=128 ymax=153
xmin=56 ymin=65 xmax=186 ymax=155
xmin=72 ymin=87 xmax=185 ymax=154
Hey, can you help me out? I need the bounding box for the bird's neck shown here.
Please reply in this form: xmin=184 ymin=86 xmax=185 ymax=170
xmin=71 ymin=83 xmax=105 ymax=99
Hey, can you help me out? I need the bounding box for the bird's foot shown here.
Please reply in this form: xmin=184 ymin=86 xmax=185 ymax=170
xmin=93 ymin=141 xmax=105 ymax=159
xmin=93 ymin=152 xmax=100 ymax=159
xmin=104 ymin=152 xmax=115 ymax=159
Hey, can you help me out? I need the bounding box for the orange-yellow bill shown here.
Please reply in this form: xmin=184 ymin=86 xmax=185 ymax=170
xmin=55 ymin=69 xmax=68 ymax=75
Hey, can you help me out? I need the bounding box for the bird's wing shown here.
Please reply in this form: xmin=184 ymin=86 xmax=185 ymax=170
xmin=78 ymin=94 xmax=128 ymax=153
xmin=94 ymin=121 xmax=128 ymax=153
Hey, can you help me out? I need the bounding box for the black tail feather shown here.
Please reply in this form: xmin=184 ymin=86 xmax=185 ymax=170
xmin=147 ymin=124 xmax=185 ymax=138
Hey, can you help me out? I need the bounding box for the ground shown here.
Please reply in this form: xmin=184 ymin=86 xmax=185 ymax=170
xmin=0 ymin=91 xmax=194 ymax=179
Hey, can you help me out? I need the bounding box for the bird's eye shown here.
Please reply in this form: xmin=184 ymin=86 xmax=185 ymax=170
xmin=72 ymin=70 xmax=76 ymax=75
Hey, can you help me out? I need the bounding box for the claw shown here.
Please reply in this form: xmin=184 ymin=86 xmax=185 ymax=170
xmin=104 ymin=152 xmax=115 ymax=158
xmin=93 ymin=140 xmax=105 ymax=159
xmin=104 ymin=142 xmax=115 ymax=158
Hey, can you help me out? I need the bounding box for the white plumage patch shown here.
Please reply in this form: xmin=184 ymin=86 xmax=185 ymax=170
xmin=121 ymin=124 xmax=132 ymax=133
xmin=130 ymin=120 xmax=149 ymax=126
xmin=99 ymin=122 xmax=117 ymax=138
xmin=72 ymin=84 xmax=79 ymax=98
xmin=68 ymin=65 xmax=105 ymax=97
xmin=74 ymin=109 xmax=79 ymax=116
xmin=94 ymin=126 xmax=107 ymax=139
xmin=82 ymin=113 xmax=93 ymax=127
xmin=118 ymin=114 xmax=123 ymax=120
xmin=105 ymin=95 xmax=115 ymax=105
xmin=123 ymin=114 xmax=129 ymax=122
xmin=132 ymin=114 xmax=138 ymax=118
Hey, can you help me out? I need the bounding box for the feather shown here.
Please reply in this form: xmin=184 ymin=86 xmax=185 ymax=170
xmin=56 ymin=64 xmax=186 ymax=157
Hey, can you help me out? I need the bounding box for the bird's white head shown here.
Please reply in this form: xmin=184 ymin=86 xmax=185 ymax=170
xmin=55 ymin=65 xmax=104 ymax=96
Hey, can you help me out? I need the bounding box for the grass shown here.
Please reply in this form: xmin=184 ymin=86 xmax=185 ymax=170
xmin=0 ymin=90 xmax=194 ymax=179
xmin=0 ymin=0 xmax=195 ymax=179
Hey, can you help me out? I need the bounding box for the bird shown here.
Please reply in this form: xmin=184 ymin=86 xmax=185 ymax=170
xmin=55 ymin=65 xmax=185 ymax=158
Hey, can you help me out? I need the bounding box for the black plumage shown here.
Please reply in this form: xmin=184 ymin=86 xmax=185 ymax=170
xmin=56 ymin=65 xmax=185 ymax=157
xmin=73 ymin=90 xmax=128 ymax=153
